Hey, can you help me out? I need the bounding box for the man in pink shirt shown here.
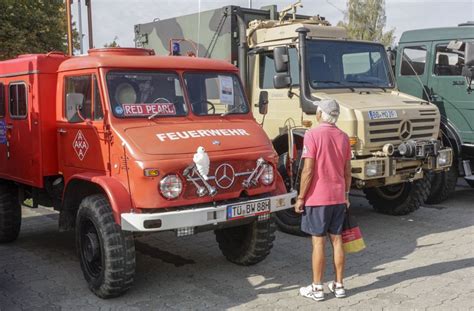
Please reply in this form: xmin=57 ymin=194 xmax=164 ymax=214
xmin=296 ymin=99 xmax=352 ymax=302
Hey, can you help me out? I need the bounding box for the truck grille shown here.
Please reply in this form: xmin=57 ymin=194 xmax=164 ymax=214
xmin=183 ymin=160 xmax=258 ymax=199
xmin=367 ymin=109 xmax=437 ymax=145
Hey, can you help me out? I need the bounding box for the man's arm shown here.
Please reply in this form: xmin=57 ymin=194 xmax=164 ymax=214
xmin=344 ymin=159 xmax=352 ymax=208
xmin=295 ymin=158 xmax=315 ymax=213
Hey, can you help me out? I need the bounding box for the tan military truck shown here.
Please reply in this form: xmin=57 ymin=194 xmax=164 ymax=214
xmin=135 ymin=2 xmax=453 ymax=234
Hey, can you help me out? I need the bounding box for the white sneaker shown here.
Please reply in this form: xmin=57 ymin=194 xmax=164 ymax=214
xmin=299 ymin=284 xmax=325 ymax=301
xmin=328 ymin=281 xmax=346 ymax=298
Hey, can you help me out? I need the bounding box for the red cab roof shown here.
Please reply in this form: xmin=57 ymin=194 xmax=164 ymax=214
xmin=58 ymin=48 xmax=238 ymax=72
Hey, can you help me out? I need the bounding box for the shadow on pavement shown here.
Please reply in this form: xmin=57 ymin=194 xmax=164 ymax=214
xmin=0 ymin=179 xmax=472 ymax=309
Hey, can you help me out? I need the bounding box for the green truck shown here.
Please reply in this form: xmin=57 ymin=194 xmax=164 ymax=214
xmin=394 ymin=23 xmax=474 ymax=203
xmin=135 ymin=2 xmax=453 ymax=235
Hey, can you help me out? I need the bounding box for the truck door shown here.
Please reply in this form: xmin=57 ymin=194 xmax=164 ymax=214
xmin=427 ymin=41 xmax=474 ymax=144
xmin=5 ymin=82 xmax=36 ymax=184
xmin=57 ymin=73 xmax=107 ymax=174
xmin=253 ymin=49 xmax=301 ymax=139
xmin=396 ymin=42 xmax=432 ymax=100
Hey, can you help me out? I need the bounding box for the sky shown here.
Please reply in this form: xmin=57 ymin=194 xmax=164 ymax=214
xmin=71 ymin=0 xmax=474 ymax=51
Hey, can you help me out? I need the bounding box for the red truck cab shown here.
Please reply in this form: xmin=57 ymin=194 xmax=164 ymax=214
xmin=0 ymin=48 xmax=296 ymax=298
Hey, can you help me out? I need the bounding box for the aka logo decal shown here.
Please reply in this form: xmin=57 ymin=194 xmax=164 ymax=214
xmin=73 ymin=130 xmax=89 ymax=161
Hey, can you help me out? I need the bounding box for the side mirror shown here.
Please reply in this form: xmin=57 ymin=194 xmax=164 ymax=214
xmin=273 ymin=73 xmax=291 ymax=89
xmin=462 ymin=42 xmax=474 ymax=90
xmin=386 ymin=47 xmax=396 ymax=69
xmin=66 ymin=93 xmax=84 ymax=121
xmin=258 ymin=91 xmax=268 ymax=115
xmin=464 ymin=42 xmax=474 ymax=68
xmin=273 ymin=46 xmax=289 ymax=73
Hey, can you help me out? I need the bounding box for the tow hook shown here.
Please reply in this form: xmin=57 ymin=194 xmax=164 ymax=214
xmin=408 ymin=167 xmax=423 ymax=182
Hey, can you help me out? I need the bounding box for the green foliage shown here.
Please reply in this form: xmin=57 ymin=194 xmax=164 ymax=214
xmin=0 ymin=0 xmax=79 ymax=60
xmin=338 ymin=0 xmax=396 ymax=47
xmin=104 ymin=36 xmax=120 ymax=48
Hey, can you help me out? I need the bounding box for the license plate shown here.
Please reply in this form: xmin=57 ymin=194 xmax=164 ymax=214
xmin=227 ymin=199 xmax=270 ymax=220
xmin=368 ymin=110 xmax=398 ymax=120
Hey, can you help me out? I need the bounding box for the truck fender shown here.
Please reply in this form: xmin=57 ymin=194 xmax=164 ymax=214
xmin=60 ymin=173 xmax=133 ymax=230
xmin=272 ymin=129 xmax=307 ymax=155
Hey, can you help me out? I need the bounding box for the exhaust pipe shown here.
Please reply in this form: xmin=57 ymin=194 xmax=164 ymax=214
xmin=66 ymin=0 xmax=74 ymax=56
xmin=296 ymin=27 xmax=318 ymax=114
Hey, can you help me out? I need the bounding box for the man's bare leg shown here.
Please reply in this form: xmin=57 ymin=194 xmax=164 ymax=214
xmin=329 ymin=234 xmax=345 ymax=283
xmin=312 ymin=236 xmax=326 ymax=284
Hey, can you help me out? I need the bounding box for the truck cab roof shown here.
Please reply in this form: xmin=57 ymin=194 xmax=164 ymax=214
xmin=59 ymin=48 xmax=239 ymax=72
xmin=399 ymin=24 xmax=474 ymax=43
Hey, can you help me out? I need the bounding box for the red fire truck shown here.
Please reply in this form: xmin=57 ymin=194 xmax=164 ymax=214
xmin=0 ymin=48 xmax=296 ymax=298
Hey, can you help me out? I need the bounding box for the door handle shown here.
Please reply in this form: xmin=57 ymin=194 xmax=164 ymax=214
xmin=6 ymin=124 xmax=13 ymax=130
xmin=57 ymin=128 xmax=67 ymax=134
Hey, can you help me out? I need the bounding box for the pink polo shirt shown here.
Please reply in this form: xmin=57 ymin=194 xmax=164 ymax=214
xmin=301 ymin=123 xmax=351 ymax=206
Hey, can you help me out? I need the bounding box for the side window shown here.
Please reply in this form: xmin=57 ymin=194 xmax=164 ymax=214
xmin=434 ymin=45 xmax=463 ymax=76
xmin=9 ymin=83 xmax=27 ymax=119
xmin=65 ymin=75 xmax=92 ymax=122
xmin=401 ymin=46 xmax=427 ymax=76
xmin=93 ymin=76 xmax=104 ymax=120
xmin=0 ymin=83 xmax=5 ymax=117
xmin=259 ymin=48 xmax=299 ymax=89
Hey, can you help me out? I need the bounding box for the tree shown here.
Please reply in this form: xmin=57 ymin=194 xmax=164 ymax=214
xmin=103 ymin=36 xmax=120 ymax=48
xmin=0 ymin=0 xmax=79 ymax=60
xmin=337 ymin=0 xmax=396 ymax=47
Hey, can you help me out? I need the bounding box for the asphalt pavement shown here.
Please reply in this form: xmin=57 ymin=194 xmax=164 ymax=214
xmin=0 ymin=180 xmax=473 ymax=310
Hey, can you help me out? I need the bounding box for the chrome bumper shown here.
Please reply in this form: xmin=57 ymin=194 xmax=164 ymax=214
xmin=121 ymin=190 xmax=297 ymax=232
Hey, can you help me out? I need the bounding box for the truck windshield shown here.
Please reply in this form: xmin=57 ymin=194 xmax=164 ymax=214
xmin=307 ymin=40 xmax=394 ymax=90
xmin=106 ymin=71 xmax=187 ymax=118
xmin=184 ymin=73 xmax=249 ymax=116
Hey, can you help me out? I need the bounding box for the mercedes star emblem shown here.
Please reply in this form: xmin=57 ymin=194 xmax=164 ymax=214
xmin=214 ymin=163 xmax=235 ymax=189
xmin=399 ymin=120 xmax=412 ymax=140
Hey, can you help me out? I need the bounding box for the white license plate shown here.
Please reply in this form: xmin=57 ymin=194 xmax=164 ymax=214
xmin=227 ymin=199 xmax=270 ymax=220
xmin=368 ymin=110 xmax=398 ymax=120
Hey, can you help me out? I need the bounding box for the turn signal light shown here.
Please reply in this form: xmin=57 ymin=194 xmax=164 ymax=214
xmin=302 ymin=120 xmax=313 ymax=127
xmin=349 ymin=136 xmax=358 ymax=146
xmin=144 ymin=168 xmax=160 ymax=177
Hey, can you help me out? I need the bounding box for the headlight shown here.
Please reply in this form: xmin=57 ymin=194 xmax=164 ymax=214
xmin=365 ymin=161 xmax=383 ymax=177
xmin=260 ymin=164 xmax=274 ymax=185
xmin=437 ymin=151 xmax=450 ymax=167
xmin=160 ymin=174 xmax=183 ymax=199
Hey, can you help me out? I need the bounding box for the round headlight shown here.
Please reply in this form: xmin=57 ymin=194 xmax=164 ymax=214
xmin=160 ymin=175 xmax=183 ymax=199
xmin=260 ymin=164 xmax=274 ymax=185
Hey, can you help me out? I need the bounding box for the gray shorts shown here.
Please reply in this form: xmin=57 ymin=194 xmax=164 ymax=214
xmin=301 ymin=204 xmax=346 ymax=236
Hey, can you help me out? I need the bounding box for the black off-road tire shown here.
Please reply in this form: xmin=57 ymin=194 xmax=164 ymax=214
xmin=275 ymin=151 xmax=307 ymax=236
xmin=215 ymin=217 xmax=276 ymax=266
xmin=364 ymin=173 xmax=432 ymax=215
xmin=426 ymin=166 xmax=458 ymax=204
xmin=466 ymin=178 xmax=474 ymax=188
xmin=76 ymin=194 xmax=135 ymax=298
xmin=0 ymin=183 xmax=21 ymax=243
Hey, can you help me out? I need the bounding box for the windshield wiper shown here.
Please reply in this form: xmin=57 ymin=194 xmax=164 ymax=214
xmin=148 ymin=111 xmax=162 ymax=120
xmin=312 ymin=80 xmax=355 ymax=92
xmin=347 ymin=81 xmax=387 ymax=92
xmin=220 ymin=106 xmax=241 ymax=117
xmin=312 ymin=80 xmax=341 ymax=84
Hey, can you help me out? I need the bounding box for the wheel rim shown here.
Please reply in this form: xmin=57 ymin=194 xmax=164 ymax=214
xmin=375 ymin=183 xmax=406 ymax=200
xmin=80 ymin=219 xmax=103 ymax=278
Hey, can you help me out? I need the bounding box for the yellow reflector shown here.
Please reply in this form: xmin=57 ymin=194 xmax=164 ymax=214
xmin=144 ymin=169 xmax=160 ymax=177
xmin=302 ymin=120 xmax=313 ymax=128
xmin=349 ymin=136 xmax=358 ymax=146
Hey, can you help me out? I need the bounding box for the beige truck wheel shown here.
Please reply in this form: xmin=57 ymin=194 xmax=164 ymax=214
xmin=274 ymin=151 xmax=307 ymax=236
xmin=426 ymin=165 xmax=458 ymax=204
xmin=0 ymin=182 xmax=21 ymax=243
xmin=215 ymin=217 xmax=276 ymax=266
xmin=364 ymin=173 xmax=432 ymax=215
